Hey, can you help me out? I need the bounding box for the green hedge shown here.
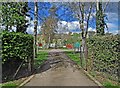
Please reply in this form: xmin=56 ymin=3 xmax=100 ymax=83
xmin=2 ymin=31 xmax=33 ymax=64
xmin=87 ymin=35 xmax=119 ymax=81
xmin=0 ymin=30 xmax=2 ymax=60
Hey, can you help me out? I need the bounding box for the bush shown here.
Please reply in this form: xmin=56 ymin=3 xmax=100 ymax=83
xmin=0 ymin=30 xmax=2 ymax=62
xmin=2 ymin=31 xmax=33 ymax=65
xmin=87 ymin=35 xmax=119 ymax=81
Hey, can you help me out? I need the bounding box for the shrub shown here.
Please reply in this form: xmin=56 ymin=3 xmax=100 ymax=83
xmin=87 ymin=35 xmax=119 ymax=81
xmin=2 ymin=31 xmax=33 ymax=65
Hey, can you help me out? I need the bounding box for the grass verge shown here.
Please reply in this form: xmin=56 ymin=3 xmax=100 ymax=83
xmin=34 ymin=51 xmax=48 ymax=68
xmin=1 ymin=82 xmax=18 ymax=88
xmin=1 ymin=78 xmax=27 ymax=88
xmin=65 ymin=51 xmax=81 ymax=65
xmin=103 ymin=81 xmax=120 ymax=88
xmin=65 ymin=51 xmax=120 ymax=88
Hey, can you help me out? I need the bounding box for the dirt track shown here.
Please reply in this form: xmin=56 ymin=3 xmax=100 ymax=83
xmin=24 ymin=49 xmax=98 ymax=86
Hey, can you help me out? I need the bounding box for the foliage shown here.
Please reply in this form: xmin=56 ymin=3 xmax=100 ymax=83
xmin=41 ymin=6 xmax=58 ymax=48
xmin=2 ymin=31 xmax=33 ymax=65
xmin=1 ymin=2 xmax=30 ymax=33
xmin=41 ymin=17 xmax=57 ymax=43
xmin=62 ymin=33 xmax=81 ymax=44
xmin=96 ymin=2 xmax=105 ymax=35
xmin=87 ymin=35 xmax=119 ymax=81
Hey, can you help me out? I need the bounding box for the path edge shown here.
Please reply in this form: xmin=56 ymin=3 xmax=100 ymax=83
xmin=65 ymin=50 xmax=103 ymax=87
xmin=80 ymin=67 xmax=103 ymax=87
xmin=17 ymin=49 xmax=103 ymax=87
xmin=17 ymin=75 xmax=35 ymax=88
xmin=83 ymin=70 xmax=102 ymax=86
xmin=18 ymin=67 xmax=103 ymax=87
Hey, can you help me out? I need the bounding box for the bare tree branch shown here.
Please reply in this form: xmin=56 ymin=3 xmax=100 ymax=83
xmin=78 ymin=2 xmax=84 ymax=38
xmin=85 ymin=2 xmax=94 ymax=37
xmin=103 ymin=0 xmax=110 ymax=13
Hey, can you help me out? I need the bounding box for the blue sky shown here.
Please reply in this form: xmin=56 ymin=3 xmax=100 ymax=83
xmin=27 ymin=2 xmax=118 ymax=34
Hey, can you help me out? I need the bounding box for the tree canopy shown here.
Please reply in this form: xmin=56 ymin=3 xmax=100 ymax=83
xmin=1 ymin=2 xmax=30 ymax=33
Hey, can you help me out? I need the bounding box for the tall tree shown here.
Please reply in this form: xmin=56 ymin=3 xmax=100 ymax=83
xmin=96 ymin=0 xmax=109 ymax=35
xmin=96 ymin=1 xmax=105 ymax=35
xmin=1 ymin=2 xmax=30 ymax=33
xmin=64 ymin=2 xmax=94 ymax=70
xmin=41 ymin=5 xmax=58 ymax=48
xmin=16 ymin=2 xmax=30 ymax=33
xmin=34 ymin=2 xmax=38 ymax=58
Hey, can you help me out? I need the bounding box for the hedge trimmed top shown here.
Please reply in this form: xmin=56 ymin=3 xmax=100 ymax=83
xmin=2 ymin=31 xmax=33 ymax=64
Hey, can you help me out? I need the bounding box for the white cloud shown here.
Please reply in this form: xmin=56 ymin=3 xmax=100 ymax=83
xmin=107 ymin=23 xmax=117 ymax=28
xmin=112 ymin=30 xmax=118 ymax=34
xmin=88 ymin=27 xmax=96 ymax=32
xmin=67 ymin=21 xmax=80 ymax=30
xmin=105 ymin=12 xmax=118 ymax=22
xmin=57 ymin=21 xmax=82 ymax=33
xmin=27 ymin=20 xmax=41 ymax=34
xmin=27 ymin=26 xmax=34 ymax=34
xmin=60 ymin=21 xmax=67 ymax=25
xmin=26 ymin=19 xmax=117 ymax=35
xmin=27 ymin=20 xmax=80 ymax=34
xmin=105 ymin=23 xmax=118 ymax=34
xmin=85 ymin=12 xmax=96 ymax=21
xmin=104 ymin=12 xmax=118 ymax=34
xmin=57 ymin=20 xmax=97 ymax=33
xmin=27 ymin=25 xmax=41 ymax=34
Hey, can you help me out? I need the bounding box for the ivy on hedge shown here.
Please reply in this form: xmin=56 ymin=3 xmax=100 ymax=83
xmin=87 ymin=35 xmax=119 ymax=81
xmin=2 ymin=31 xmax=33 ymax=64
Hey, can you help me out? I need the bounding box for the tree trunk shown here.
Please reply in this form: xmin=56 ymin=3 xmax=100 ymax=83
xmin=82 ymin=37 xmax=88 ymax=71
xmin=34 ymin=2 xmax=38 ymax=58
xmin=84 ymin=39 xmax=88 ymax=71
xmin=80 ymin=46 xmax=83 ymax=67
xmin=28 ymin=58 xmax=32 ymax=72
xmin=55 ymin=39 xmax=57 ymax=49
xmin=48 ymin=34 xmax=51 ymax=48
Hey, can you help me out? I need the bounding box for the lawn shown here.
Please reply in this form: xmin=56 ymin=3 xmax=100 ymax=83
xmin=34 ymin=51 xmax=48 ymax=68
xmin=103 ymin=82 xmax=120 ymax=88
xmin=65 ymin=51 xmax=81 ymax=65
